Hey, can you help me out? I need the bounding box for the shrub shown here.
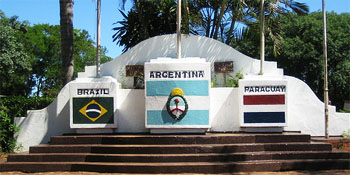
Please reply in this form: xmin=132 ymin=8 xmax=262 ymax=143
xmin=1 ymin=96 xmax=54 ymax=118
xmin=0 ymin=106 xmax=19 ymax=153
xmin=340 ymin=109 xmax=350 ymax=113
xmin=0 ymin=96 xmax=54 ymax=153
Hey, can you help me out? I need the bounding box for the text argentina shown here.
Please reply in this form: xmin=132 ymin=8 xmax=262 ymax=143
xmin=244 ymin=86 xmax=286 ymax=93
xmin=150 ymin=70 xmax=204 ymax=79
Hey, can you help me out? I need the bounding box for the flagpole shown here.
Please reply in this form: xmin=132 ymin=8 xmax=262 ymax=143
xmin=96 ymin=0 xmax=101 ymax=78
xmin=259 ymin=0 xmax=265 ymax=75
xmin=322 ymin=0 xmax=329 ymax=138
xmin=177 ymin=0 xmax=181 ymax=59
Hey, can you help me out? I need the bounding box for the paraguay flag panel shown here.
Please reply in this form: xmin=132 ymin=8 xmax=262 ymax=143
xmin=240 ymin=79 xmax=288 ymax=127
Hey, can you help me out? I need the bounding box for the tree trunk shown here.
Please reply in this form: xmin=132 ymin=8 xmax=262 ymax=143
xmin=213 ymin=0 xmax=228 ymax=40
xmin=205 ymin=8 xmax=211 ymax=37
xmin=60 ymin=0 xmax=74 ymax=85
xmin=225 ymin=17 xmax=236 ymax=45
xmin=209 ymin=8 xmax=218 ymax=38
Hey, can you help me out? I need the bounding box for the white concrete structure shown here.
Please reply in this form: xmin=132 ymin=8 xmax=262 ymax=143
xmin=239 ymin=78 xmax=288 ymax=129
xmin=144 ymin=58 xmax=211 ymax=133
xmin=15 ymin=34 xmax=349 ymax=152
xmin=69 ymin=77 xmax=118 ymax=129
xmin=77 ymin=34 xmax=283 ymax=87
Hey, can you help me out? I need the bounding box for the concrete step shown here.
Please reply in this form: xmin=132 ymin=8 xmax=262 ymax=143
xmin=49 ymin=133 xmax=311 ymax=145
xmin=7 ymin=151 xmax=350 ymax=163
xmin=1 ymin=159 xmax=349 ymax=173
xmin=2 ymin=133 xmax=347 ymax=173
xmin=29 ymin=142 xmax=332 ymax=154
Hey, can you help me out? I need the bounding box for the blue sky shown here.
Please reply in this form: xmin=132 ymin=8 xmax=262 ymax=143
xmin=0 ymin=0 xmax=349 ymax=58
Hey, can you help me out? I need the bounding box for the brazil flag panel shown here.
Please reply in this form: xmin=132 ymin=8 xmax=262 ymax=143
xmin=73 ymin=97 xmax=114 ymax=124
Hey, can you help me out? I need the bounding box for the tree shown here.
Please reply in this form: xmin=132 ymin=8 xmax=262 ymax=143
xmin=247 ymin=0 xmax=309 ymax=55
xmin=60 ymin=0 xmax=74 ymax=86
xmin=0 ymin=11 xmax=32 ymax=96
xmin=1 ymin=10 xmax=112 ymax=97
xmin=22 ymin=24 xmax=61 ymax=97
xmin=235 ymin=12 xmax=350 ymax=110
xmin=224 ymin=0 xmax=249 ymax=45
xmin=279 ymin=12 xmax=349 ymax=110
xmin=113 ymin=0 xmax=177 ymax=52
xmin=187 ymin=0 xmax=227 ymax=38
xmin=22 ymin=24 xmax=112 ymax=97
xmin=115 ymin=0 xmax=308 ymax=53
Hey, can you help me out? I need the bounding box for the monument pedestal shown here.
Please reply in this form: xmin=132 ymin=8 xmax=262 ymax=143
xmin=150 ymin=128 xmax=208 ymax=134
xmin=76 ymin=128 xmax=114 ymax=134
xmin=69 ymin=76 xmax=118 ymax=131
xmin=239 ymin=76 xmax=288 ymax=132
xmin=144 ymin=58 xmax=211 ymax=133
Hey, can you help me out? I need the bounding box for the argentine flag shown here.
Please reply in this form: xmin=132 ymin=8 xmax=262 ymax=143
xmin=145 ymin=58 xmax=210 ymax=128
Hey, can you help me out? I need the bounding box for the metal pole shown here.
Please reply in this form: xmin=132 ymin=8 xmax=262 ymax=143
xmin=96 ymin=0 xmax=101 ymax=78
xmin=177 ymin=0 xmax=182 ymax=59
xmin=322 ymin=0 xmax=329 ymax=138
xmin=259 ymin=0 xmax=265 ymax=75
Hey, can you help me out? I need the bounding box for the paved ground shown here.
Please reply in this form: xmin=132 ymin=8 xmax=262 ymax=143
xmin=0 ymin=170 xmax=349 ymax=175
xmin=0 ymin=154 xmax=6 ymax=163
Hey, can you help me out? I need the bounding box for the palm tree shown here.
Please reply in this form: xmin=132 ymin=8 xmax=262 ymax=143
xmin=252 ymin=0 xmax=309 ymax=55
xmin=225 ymin=0 xmax=250 ymax=44
xmin=227 ymin=0 xmax=308 ymax=55
xmin=113 ymin=0 xmax=177 ymax=52
xmin=188 ymin=0 xmax=222 ymax=37
xmin=59 ymin=0 xmax=74 ymax=85
xmin=115 ymin=0 xmax=308 ymax=55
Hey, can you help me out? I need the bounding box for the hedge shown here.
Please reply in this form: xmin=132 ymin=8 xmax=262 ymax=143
xmin=0 ymin=96 xmax=55 ymax=153
xmin=1 ymin=96 xmax=55 ymax=118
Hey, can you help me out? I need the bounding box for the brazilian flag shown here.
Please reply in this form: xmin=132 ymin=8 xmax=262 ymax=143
xmin=73 ymin=97 xmax=114 ymax=124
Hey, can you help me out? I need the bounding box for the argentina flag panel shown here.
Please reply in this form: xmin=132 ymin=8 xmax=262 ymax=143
xmin=145 ymin=58 xmax=210 ymax=129
xmin=239 ymin=78 xmax=288 ymax=127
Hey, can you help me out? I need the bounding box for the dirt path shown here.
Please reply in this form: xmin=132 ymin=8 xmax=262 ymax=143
xmin=0 ymin=154 xmax=7 ymax=164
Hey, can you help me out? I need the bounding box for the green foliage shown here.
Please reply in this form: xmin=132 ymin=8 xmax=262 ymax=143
xmin=21 ymin=24 xmax=62 ymax=97
xmin=343 ymin=129 xmax=350 ymax=139
xmin=226 ymin=72 xmax=244 ymax=87
xmin=22 ymin=24 xmax=112 ymax=97
xmin=339 ymin=109 xmax=350 ymax=113
xmin=0 ymin=106 xmax=20 ymax=153
xmin=73 ymin=29 xmax=112 ymax=76
xmin=0 ymin=10 xmax=32 ymax=96
xmin=0 ymin=96 xmax=54 ymax=153
xmin=113 ymin=0 xmax=177 ymax=52
xmin=335 ymin=142 xmax=344 ymax=150
xmin=1 ymin=96 xmax=54 ymax=118
xmin=212 ymin=72 xmax=244 ymax=87
xmin=0 ymin=10 xmax=112 ymax=98
xmin=275 ymin=12 xmax=350 ymax=110
xmin=234 ymin=12 xmax=350 ymax=111
xmin=211 ymin=74 xmax=217 ymax=87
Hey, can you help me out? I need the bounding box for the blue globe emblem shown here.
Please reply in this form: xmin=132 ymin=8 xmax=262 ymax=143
xmin=79 ymin=100 xmax=108 ymax=122
xmin=86 ymin=104 xmax=101 ymax=119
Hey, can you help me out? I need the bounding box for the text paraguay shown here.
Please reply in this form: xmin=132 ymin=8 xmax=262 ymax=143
xmin=244 ymin=86 xmax=286 ymax=93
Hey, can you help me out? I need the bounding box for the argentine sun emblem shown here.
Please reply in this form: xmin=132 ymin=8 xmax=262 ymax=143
xmin=166 ymin=88 xmax=188 ymax=120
